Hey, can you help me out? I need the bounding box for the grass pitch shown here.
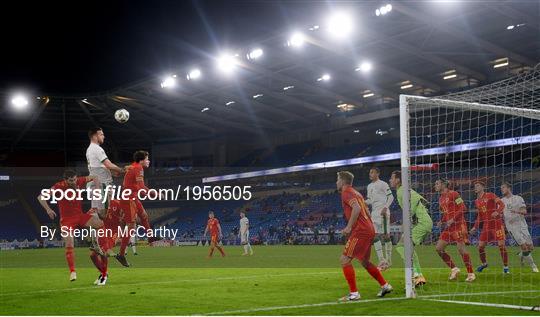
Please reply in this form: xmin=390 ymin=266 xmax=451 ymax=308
xmin=1 ymin=245 xmax=539 ymax=315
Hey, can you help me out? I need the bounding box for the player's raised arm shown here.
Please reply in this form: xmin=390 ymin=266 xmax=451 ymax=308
xmin=103 ymin=159 xmax=124 ymax=175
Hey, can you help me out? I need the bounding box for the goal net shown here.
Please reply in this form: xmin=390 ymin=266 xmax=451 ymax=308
xmin=399 ymin=65 xmax=540 ymax=310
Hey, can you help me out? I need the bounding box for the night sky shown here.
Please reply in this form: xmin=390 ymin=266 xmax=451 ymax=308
xmin=1 ymin=0 xmax=329 ymax=95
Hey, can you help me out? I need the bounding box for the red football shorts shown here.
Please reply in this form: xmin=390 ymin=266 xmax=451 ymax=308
xmin=60 ymin=213 xmax=93 ymax=230
xmin=121 ymin=199 xmax=144 ymax=223
xmin=440 ymin=222 xmax=469 ymax=244
xmin=343 ymin=234 xmax=373 ymax=261
xmin=210 ymin=234 xmax=219 ymax=244
xmin=479 ymin=227 xmax=506 ymax=242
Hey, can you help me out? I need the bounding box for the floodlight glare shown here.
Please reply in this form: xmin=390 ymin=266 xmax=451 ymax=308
xmin=247 ymin=48 xmax=263 ymax=60
xmin=356 ymin=61 xmax=372 ymax=73
xmin=326 ymin=12 xmax=353 ymax=38
xmin=217 ymin=54 xmax=237 ymax=73
xmin=11 ymin=94 xmax=29 ymax=111
xmin=160 ymin=75 xmax=177 ymax=88
xmin=187 ymin=69 xmax=201 ymax=80
xmin=288 ymin=32 xmax=305 ymax=47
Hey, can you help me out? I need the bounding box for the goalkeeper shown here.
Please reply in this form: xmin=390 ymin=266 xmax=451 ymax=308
xmin=389 ymin=170 xmax=433 ymax=286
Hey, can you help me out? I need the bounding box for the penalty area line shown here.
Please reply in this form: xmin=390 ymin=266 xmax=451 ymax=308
xmin=422 ymin=299 xmax=540 ymax=312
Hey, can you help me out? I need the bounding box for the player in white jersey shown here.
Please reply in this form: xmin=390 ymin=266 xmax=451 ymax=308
xmin=86 ymin=127 xmax=125 ymax=218
xmin=365 ymin=167 xmax=394 ymax=270
xmin=500 ymin=182 xmax=538 ymax=272
xmin=239 ymin=212 xmax=253 ymax=255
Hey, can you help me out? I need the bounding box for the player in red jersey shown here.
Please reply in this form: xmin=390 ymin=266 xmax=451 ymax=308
xmin=204 ymin=211 xmax=226 ymax=258
xmin=37 ymin=169 xmax=103 ymax=281
xmin=469 ymin=181 xmax=509 ymax=273
xmin=116 ymin=150 xmax=153 ymax=267
xmin=90 ymin=199 xmax=125 ymax=286
xmin=434 ymin=179 xmax=475 ymax=282
xmin=336 ymin=171 xmax=392 ymax=301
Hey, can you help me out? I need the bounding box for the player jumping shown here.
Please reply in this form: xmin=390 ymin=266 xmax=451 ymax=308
xmin=365 ymin=167 xmax=394 ymax=270
xmin=86 ymin=127 xmax=125 ymax=219
xmin=390 ymin=170 xmax=433 ymax=286
xmin=204 ymin=211 xmax=226 ymax=258
xmin=500 ymin=182 xmax=538 ymax=273
xmin=336 ymin=171 xmax=393 ymax=301
xmin=116 ymin=150 xmax=153 ymax=267
xmin=434 ymin=179 xmax=475 ymax=282
xmin=239 ymin=211 xmax=253 ymax=256
xmin=37 ymin=169 xmax=103 ymax=281
xmin=470 ymin=181 xmax=509 ymax=274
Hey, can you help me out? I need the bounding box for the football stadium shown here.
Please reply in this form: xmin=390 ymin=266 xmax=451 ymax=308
xmin=1 ymin=1 xmax=539 ymax=316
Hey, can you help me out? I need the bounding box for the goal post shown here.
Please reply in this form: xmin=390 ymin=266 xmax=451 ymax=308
xmin=399 ymin=65 xmax=540 ymax=307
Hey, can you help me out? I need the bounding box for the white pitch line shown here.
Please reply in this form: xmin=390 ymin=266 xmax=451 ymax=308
xmin=0 ymin=271 xmax=339 ymax=297
xmin=423 ymin=299 xmax=540 ymax=312
xmin=200 ymin=297 xmax=409 ymax=316
xmin=201 ymin=290 xmax=540 ymax=315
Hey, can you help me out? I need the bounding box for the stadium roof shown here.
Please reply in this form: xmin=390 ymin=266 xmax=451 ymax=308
xmin=1 ymin=1 xmax=539 ymax=158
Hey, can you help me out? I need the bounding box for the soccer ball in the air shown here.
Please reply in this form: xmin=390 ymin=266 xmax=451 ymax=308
xmin=114 ymin=108 xmax=130 ymax=123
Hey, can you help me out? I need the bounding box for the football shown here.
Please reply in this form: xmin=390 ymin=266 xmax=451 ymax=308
xmin=114 ymin=108 xmax=130 ymax=123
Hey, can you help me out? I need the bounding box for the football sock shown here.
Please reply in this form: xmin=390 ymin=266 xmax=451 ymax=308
xmin=479 ymin=245 xmax=487 ymax=264
xmin=363 ymin=261 xmax=387 ymax=286
xmin=499 ymin=245 xmax=508 ymax=266
xmin=373 ymin=240 xmax=385 ymax=262
xmin=89 ymin=251 xmax=103 ymax=272
xmin=437 ymin=250 xmax=456 ymax=269
xmin=385 ymin=241 xmax=393 ymax=264
xmin=119 ymin=235 xmax=130 ymax=256
xmin=65 ymin=246 xmax=75 ymax=272
xmin=100 ymin=255 xmax=108 ymax=275
xmin=461 ymin=252 xmax=473 ymax=273
xmin=342 ymin=264 xmax=357 ymax=293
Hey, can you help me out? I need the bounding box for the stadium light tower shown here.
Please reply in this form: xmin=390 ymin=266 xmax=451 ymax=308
xmin=287 ymin=32 xmax=305 ymax=47
xmin=11 ymin=94 xmax=29 ymax=111
xmin=187 ymin=69 xmax=201 ymax=80
xmin=217 ymin=53 xmax=237 ymax=74
xmin=326 ymin=11 xmax=354 ymax=39
xmin=160 ymin=75 xmax=177 ymax=88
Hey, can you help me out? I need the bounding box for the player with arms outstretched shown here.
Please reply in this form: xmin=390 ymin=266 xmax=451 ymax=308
xmin=470 ymin=181 xmax=509 ymax=273
xmin=500 ymin=182 xmax=538 ymax=272
xmin=434 ymin=179 xmax=475 ymax=282
xmin=37 ymin=169 xmax=103 ymax=281
xmin=336 ymin=171 xmax=392 ymax=301
xmin=239 ymin=211 xmax=253 ymax=256
xmin=116 ymin=150 xmax=153 ymax=267
xmin=390 ymin=170 xmax=433 ymax=286
xmin=204 ymin=211 xmax=226 ymax=258
xmin=365 ymin=167 xmax=394 ymax=270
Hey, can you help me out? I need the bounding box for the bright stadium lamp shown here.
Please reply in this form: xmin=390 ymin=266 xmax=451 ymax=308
xmin=187 ymin=69 xmax=201 ymax=80
xmin=217 ymin=54 xmax=237 ymax=73
xmin=287 ymin=32 xmax=305 ymax=47
xmin=326 ymin=12 xmax=354 ymax=39
xmin=247 ymin=48 xmax=263 ymax=60
xmin=356 ymin=61 xmax=372 ymax=73
xmin=160 ymin=75 xmax=177 ymax=88
xmin=11 ymin=94 xmax=29 ymax=111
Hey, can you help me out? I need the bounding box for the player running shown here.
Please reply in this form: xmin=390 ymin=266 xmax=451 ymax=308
xmin=390 ymin=170 xmax=433 ymax=286
xmin=204 ymin=211 xmax=226 ymax=258
xmin=470 ymin=181 xmax=509 ymax=274
xmin=86 ymin=127 xmax=125 ymax=218
xmin=116 ymin=150 xmax=153 ymax=267
xmin=434 ymin=179 xmax=475 ymax=282
xmin=239 ymin=211 xmax=253 ymax=256
xmin=336 ymin=171 xmax=393 ymax=301
xmin=365 ymin=167 xmax=394 ymax=270
xmin=500 ymin=182 xmax=538 ymax=273
xmin=90 ymin=199 xmax=125 ymax=286
xmin=37 ymin=169 xmax=103 ymax=281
